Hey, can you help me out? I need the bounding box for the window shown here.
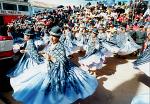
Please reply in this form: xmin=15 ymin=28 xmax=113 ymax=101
xmin=18 ymin=5 xmax=28 ymax=11
xmin=3 ymin=3 xmax=17 ymax=10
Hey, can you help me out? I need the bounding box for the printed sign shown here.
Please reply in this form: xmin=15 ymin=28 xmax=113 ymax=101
xmin=0 ymin=10 xmax=29 ymax=15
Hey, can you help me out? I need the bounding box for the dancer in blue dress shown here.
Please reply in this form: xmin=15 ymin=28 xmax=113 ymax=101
xmin=116 ymin=27 xmax=141 ymax=55
xmin=133 ymin=33 xmax=150 ymax=77
xmin=8 ymin=29 xmax=43 ymax=77
xmin=10 ymin=26 xmax=98 ymax=104
xmin=79 ymin=28 xmax=107 ymax=75
xmin=79 ymin=27 xmax=90 ymax=46
xmin=60 ymin=26 xmax=77 ymax=56
xmin=42 ymin=29 xmax=50 ymax=45
xmin=73 ymin=26 xmax=86 ymax=48
xmin=101 ymin=29 xmax=120 ymax=54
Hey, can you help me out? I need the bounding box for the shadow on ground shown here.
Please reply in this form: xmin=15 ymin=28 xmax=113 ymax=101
xmin=96 ymin=57 xmax=128 ymax=76
xmin=74 ymin=77 xmax=112 ymax=104
xmin=137 ymin=74 xmax=150 ymax=87
xmin=111 ymin=76 xmax=140 ymax=104
xmin=75 ymin=75 xmax=140 ymax=104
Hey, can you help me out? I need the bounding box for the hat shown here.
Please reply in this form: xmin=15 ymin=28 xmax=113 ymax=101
xmin=50 ymin=26 xmax=62 ymax=37
xmin=139 ymin=25 xmax=144 ymax=28
xmin=24 ymin=29 xmax=34 ymax=36
xmin=92 ymin=28 xmax=99 ymax=34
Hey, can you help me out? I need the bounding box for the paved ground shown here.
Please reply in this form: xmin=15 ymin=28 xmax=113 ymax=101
xmin=0 ymin=55 xmax=149 ymax=104
xmin=76 ymin=56 xmax=150 ymax=104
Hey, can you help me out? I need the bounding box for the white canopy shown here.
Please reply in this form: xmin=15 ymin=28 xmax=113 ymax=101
xmin=29 ymin=0 xmax=59 ymax=8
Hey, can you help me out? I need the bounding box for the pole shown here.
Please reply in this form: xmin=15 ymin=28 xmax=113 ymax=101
xmin=132 ymin=0 xmax=135 ymax=24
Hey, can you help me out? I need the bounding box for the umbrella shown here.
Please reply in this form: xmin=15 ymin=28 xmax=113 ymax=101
xmin=57 ymin=5 xmax=64 ymax=8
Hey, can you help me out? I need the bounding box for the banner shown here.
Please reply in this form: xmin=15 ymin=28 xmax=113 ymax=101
xmin=0 ymin=10 xmax=29 ymax=15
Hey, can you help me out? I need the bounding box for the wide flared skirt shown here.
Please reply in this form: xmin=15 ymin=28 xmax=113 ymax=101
xmin=10 ymin=62 xmax=98 ymax=104
xmin=64 ymin=45 xmax=79 ymax=56
xmin=8 ymin=55 xmax=39 ymax=77
xmin=133 ymin=47 xmax=150 ymax=67
xmin=102 ymin=42 xmax=120 ymax=53
xmin=118 ymin=41 xmax=141 ymax=55
xmin=79 ymin=50 xmax=106 ymax=69
xmin=63 ymin=39 xmax=80 ymax=56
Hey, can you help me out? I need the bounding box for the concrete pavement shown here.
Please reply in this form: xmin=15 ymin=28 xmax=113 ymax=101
xmin=76 ymin=56 xmax=150 ymax=104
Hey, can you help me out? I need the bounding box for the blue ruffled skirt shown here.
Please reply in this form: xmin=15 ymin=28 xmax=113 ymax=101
xmin=133 ymin=47 xmax=150 ymax=76
xmin=8 ymin=54 xmax=40 ymax=77
xmin=117 ymin=40 xmax=141 ymax=55
xmin=62 ymin=38 xmax=79 ymax=56
xmin=10 ymin=60 xmax=98 ymax=104
xmin=102 ymin=41 xmax=120 ymax=54
xmin=79 ymin=48 xmax=107 ymax=69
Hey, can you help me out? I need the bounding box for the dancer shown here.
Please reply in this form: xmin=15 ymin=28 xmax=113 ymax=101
xmin=79 ymin=28 xmax=106 ymax=75
xmin=10 ymin=26 xmax=98 ymax=104
xmin=60 ymin=25 xmax=77 ymax=56
xmin=8 ymin=29 xmax=43 ymax=77
xmin=116 ymin=27 xmax=141 ymax=55
xmin=102 ymin=29 xmax=120 ymax=54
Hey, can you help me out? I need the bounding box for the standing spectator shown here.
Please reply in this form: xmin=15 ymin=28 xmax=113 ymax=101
xmin=134 ymin=25 xmax=147 ymax=46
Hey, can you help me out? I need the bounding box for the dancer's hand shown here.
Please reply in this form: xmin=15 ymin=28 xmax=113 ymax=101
xmin=39 ymin=51 xmax=45 ymax=55
xmin=43 ymin=53 xmax=51 ymax=61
